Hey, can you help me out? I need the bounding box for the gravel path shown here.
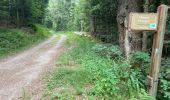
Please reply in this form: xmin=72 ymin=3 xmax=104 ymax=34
xmin=0 ymin=35 xmax=66 ymax=100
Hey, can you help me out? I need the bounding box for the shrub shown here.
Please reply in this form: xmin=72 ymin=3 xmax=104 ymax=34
xmin=91 ymin=44 xmax=150 ymax=100
xmin=157 ymin=58 xmax=170 ymax=100
xmin=92 ymin=44 xmax=122 ymax=59
xmin=130 ymin=51 xmax=150 ymax=67
xmin=89 ymin=57 xmax=150 ymax=99
xmin=129 ymin=51 xmax=151 ymax=90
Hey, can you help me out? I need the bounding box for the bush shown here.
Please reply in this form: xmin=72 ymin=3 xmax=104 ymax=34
xmin=92 ymin=44 xmax=122 ymax=59
xmin=157 ymin=58 xmax=170 ymax=100
xmin=130 ymin=51 xmax=150 ymax=67
xmin=129 ymin=51 xmax=151 ymax=90
xmin=89 ymin=48 xmax=151 ymax=99
xmin=89 ymin=57 xmax=150 ymax=99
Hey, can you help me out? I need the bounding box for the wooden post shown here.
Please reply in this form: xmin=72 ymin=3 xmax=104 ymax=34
xmin=148 ymin=5 xmax=169 ymax=99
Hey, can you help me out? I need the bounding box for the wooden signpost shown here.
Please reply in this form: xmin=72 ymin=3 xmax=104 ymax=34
xmin=129 ymin=5 xmax=169 ymax=99
xmin=129 ymin=13 xmax=158 ymax=31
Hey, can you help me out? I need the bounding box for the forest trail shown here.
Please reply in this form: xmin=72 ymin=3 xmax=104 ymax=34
xmin=0 ymin=34 xmax=66 ymax=100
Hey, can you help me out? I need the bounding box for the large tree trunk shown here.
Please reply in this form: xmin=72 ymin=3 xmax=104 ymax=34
xmin=117 ymin=0 xmax=143 ymax=58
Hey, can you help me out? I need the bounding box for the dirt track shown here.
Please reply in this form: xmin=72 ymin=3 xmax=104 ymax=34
xmin=0 ymin=35 xmax=66 ymax=100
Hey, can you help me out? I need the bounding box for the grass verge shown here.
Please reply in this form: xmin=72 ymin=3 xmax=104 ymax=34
xmin=43 ymin=32 xmax=97 ymax=99
xmin=43 ymin=32 xmax=151 ymax=100
xmin=0 ymin=25 xmax=50 ymax=58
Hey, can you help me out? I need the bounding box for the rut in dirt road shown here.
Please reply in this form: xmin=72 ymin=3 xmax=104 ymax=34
xmin=0 ymin=35 xmax=66 ymax=100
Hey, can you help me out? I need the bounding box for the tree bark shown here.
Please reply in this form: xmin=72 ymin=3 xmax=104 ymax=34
xmin=90 ymin=16 xmax=97 ymax=36
xmin=117 ymin=0 xmax=143 ymax=58
xmin=142 ymin=0 xmax=149 ymax=51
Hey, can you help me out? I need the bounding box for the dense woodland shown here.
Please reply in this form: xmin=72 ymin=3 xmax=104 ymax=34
xmin=0 ymin=0 xmax=48 ymax=26
xmin=0 ymin=0 xmax=170 ymax=99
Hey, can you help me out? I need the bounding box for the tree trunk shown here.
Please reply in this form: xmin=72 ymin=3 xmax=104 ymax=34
xmin=16 ymin=8 xmax=20 ymax=27
xmin=142 ymin=0 xmax=149 ymax=51
xmin=80 ymin=20 xmax=83 ymax=31
xmin=90 ymin=16 xmax=97 ymax=36
xmin=90 ymin=16 xmax=94 ymax=33
xmin=117 ymin=0 xmax=143 ymax=58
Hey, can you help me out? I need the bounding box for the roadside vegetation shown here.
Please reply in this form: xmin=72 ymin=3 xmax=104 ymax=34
xmin=42 ymin=32 xmax=152 ymax=100
xmin=0 ymin=25 xmax=50 ymax=58
xmin=43 ymin=0 xmax=170 ymax=99
xmin=0 ymin=0 xmax=170 ymax=99
xmin=0 ymin=0 xmax=49 ymax=58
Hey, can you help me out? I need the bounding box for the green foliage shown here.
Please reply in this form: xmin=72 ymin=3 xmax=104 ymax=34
xmin=88 ymin=54 xmax=149 ymax=99
xmin=71 ymin=34 xmax=150 ymax=99
xmin=130 ymin=51 xmax=150 ymax=69
xmin=45 ymin=0 xmax=75 ymax=31
xmin=44 ymin=67 xmax=92 ymax=99
xmin=160 ymin=79 xmax=170 ymax=99
xmin=43 ymin=32 xmax=150 ymax=99
xmin=45 ymin=0 xmax=90 ymax=31
xmin=129 ymin=51 xmax=151 ymax=89
xmin=42 ymin=32 xmax=93 ymax=99
xmin=35 ymin=24 xmax=50 ymax=38
xmin=157 ymin=58 xmax=170 ymax=100
xmin=45 ymin=0 xmax=118 ymax=36
xmin=0 ymin=0 xmax=48 ymax=26
xmin=92 ymin=44 xmax=122 ymax=58
xmin=91 ymin=59 xmax=131 ymax=98
xmin=72 ymin=0 xmax=91 ymax=31
xmin=130 ymin=51 xmax=150 ymax=63
xmin=144 ymin=1 xmax=170 ymax=99
xmin=0 ymin=26 xmax=49 ymax=57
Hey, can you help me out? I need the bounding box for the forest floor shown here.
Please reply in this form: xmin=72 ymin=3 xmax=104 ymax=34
xmin=0 ymin=34 xmax=66 ymax=100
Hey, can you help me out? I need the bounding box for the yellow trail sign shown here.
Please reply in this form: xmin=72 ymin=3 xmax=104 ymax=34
xmin=129 ymin=13 xmax=158 ymax=31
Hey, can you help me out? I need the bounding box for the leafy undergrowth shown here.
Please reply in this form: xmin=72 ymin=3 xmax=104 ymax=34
xmin=158 ymin=58 xmax=170 ymax=100
xmin=0 ymin=25 xmax=50 ymax=58
xmin=43 ymin=32 xmax=151 ymax=100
